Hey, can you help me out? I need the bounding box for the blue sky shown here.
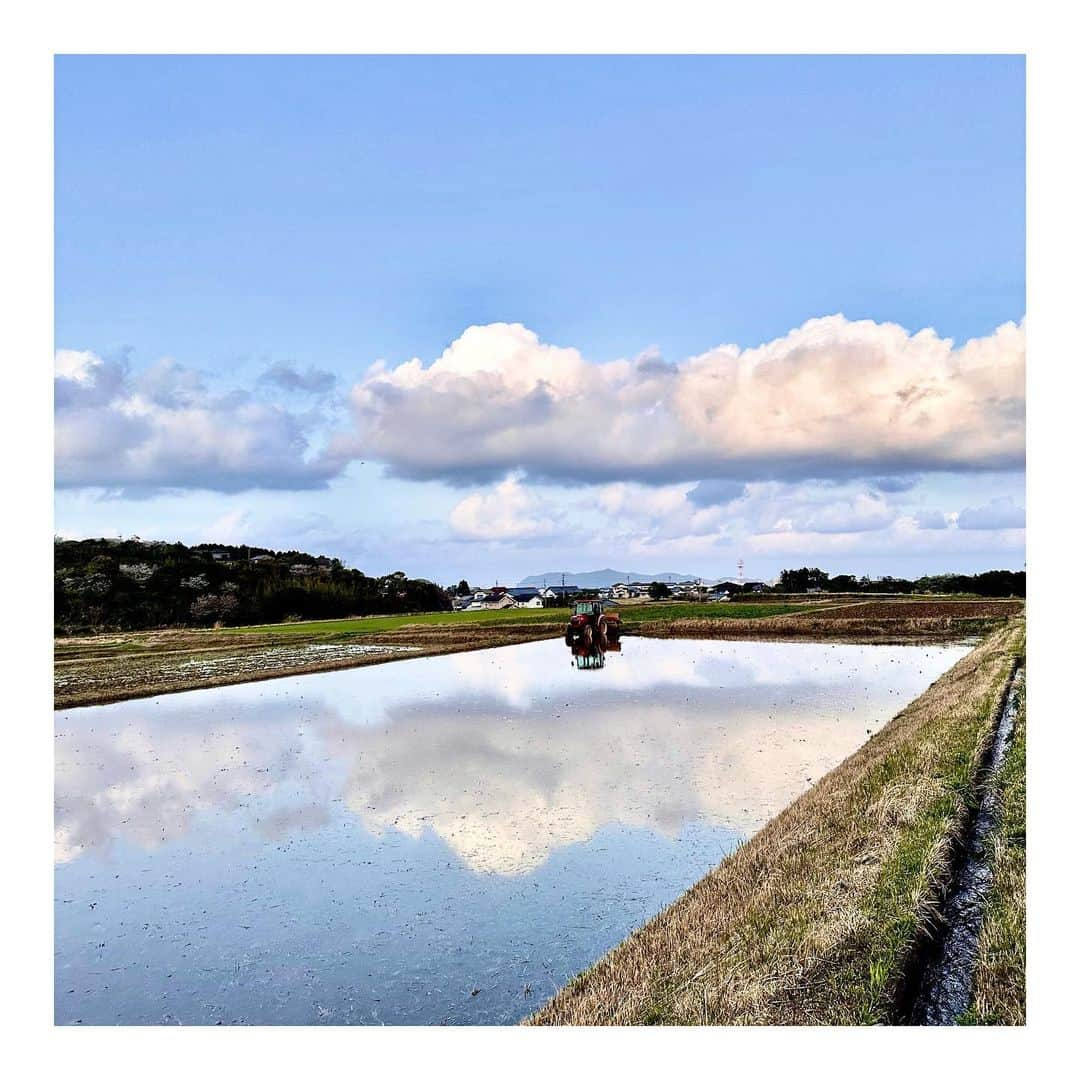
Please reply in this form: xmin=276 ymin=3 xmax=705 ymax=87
xmin=55 ymin=55 xmax=1025 ymax=584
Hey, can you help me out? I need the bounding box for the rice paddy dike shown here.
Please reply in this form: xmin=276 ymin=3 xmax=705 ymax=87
xmin=53 ymin=596 xmax=1020 ymax=710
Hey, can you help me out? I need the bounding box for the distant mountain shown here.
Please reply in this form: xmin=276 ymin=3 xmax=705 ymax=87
xmin=518 ymin=568 xmax=710 ymax=588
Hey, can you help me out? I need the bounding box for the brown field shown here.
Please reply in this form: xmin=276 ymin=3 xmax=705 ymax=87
xmin=528 ymin=617 xmax=1025 ymax=1025
xmin=636 ymin=598 xmax=1019 ymax=645
xmin=54 ymin=622 xmax=555 ymax=710
xmin=796 ymin=600 xmax=1024 ymax=621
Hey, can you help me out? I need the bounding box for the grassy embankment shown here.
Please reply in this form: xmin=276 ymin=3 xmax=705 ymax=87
xmin=963 ymin=664 xmax=1026 ymax=1025
xmin=529 ymin=616 xmax=1025 ymax=1025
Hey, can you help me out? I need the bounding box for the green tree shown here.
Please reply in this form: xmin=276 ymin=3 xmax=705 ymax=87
xmin=778 ymin=567 xmax=830 ymax=592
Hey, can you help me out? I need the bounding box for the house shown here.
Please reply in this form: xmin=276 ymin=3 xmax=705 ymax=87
xmin=468 ymin=592 xmax=516 ymax=610
xmin=462 ymin=588 xmax=514 ymax=611
xmin=506 ymin=587 xmax=543 ymax=608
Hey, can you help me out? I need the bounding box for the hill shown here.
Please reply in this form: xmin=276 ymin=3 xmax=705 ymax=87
xmin=54 ymin=538 xmax=449 ymax=634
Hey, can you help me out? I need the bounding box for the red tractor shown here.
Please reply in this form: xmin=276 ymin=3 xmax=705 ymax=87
xmin=564 ymin=600 xmax=621 ymax=649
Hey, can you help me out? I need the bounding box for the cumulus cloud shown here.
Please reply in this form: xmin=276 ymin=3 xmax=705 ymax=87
xmin=784 ymin=491 xmax=897 ymax=534
xmin=445 ymin=471 xmax=1022 ymax=570
xmin=957 ymin=496 xmax=1026 ymax=530
xmin=600 ymin=479 xmax=899 ymax=544
xmin=449 ymin=474 xmax=564 ymax=541
xmin=55 ymin=350 xmax=342 ymax=494
xmin=336 ymin=317 xmax=1025 ymax=487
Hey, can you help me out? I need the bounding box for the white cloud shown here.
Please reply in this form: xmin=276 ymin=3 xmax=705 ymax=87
xmin=56 ymin=315 xmax=1025 ymax=504
xmin=957 ymin=496 xmax=1026 ymax=530
xmin=55 ymin=350 xmax=341 ymax=494
xmin=449 ymin=474 xmax=563 ymax=541
xmin=594 ymin=479 xmax=896 ymax=544
xmin=439 ymin=473 xmax=1024 ymax=572
xmin=337 ymin=316 xmax=1025 ymax=486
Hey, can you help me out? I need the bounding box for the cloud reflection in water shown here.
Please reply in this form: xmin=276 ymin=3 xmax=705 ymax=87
xmin=55 ymin=638 xmax=965 ymax=875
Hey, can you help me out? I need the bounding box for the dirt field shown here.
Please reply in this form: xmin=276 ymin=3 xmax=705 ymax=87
xmin=53 ymin=622 xmax=556 ymax=709
xmin=793 ymin=600 xmax=1024 ymax=620
xmin=636 ymin=599 xmax=1020 ymax=645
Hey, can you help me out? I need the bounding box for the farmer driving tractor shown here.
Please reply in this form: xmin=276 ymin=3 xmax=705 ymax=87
xmin=565 ymin=600 xmax=621 ymax=668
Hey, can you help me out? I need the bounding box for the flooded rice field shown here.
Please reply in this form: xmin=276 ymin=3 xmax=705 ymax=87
xmin=55 ymin=636 xmax=968 ymax=1025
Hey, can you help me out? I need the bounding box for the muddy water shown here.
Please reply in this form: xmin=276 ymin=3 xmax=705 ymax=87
xmin=55 ymin=636 xmax=968 ymax=1025
xmin=909 ymin=666 xmax=1024 ymax=1025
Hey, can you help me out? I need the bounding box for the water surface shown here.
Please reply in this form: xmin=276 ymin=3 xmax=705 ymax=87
xmin=55 ymin=636 xmax=968 ymax=1024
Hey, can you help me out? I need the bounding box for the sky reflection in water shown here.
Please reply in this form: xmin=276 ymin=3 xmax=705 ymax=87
xmin=55 ymin=636 xmax=968 ymax=1024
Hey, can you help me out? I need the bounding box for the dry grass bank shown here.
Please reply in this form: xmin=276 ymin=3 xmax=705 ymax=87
xmin=529 ymin=617 xmax=1025 ymax=1026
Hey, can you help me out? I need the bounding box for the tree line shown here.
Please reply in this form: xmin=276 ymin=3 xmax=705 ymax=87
xmin=54 ymin=538 xmax=450 ymax=634
xmin=772 ymin=567 xmax=1025 ymax=597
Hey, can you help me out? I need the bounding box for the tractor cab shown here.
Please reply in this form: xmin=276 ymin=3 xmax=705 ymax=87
xmin=573 ymin=601 xmax=603 ymax=618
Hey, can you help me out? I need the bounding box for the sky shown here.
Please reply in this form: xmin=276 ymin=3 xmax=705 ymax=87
xmin=54 ymin=55 xmax=1025 ymax=585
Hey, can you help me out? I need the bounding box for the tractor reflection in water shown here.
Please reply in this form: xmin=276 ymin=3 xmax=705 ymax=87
xmin=565 ymin=600 xmax=622 ymax=670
